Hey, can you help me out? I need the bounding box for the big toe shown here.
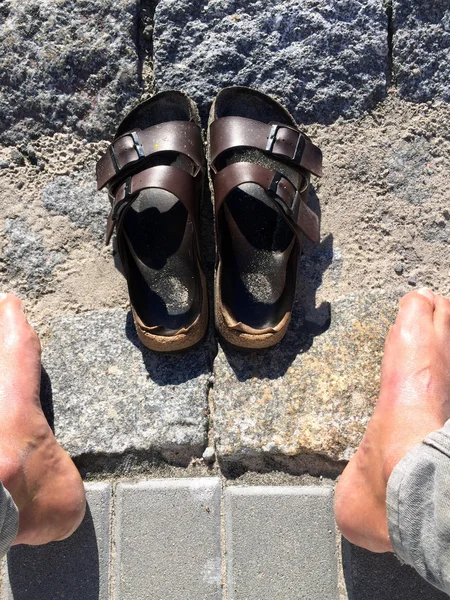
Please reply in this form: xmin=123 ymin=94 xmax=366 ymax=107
xmin=0 ymin=293 xmax=24 ymax=321
xmin=396 ymin=289 xmax=436 ymax=329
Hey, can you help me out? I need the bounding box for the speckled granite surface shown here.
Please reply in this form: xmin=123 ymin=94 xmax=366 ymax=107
xmin=213 ymin=292 xmax=396 ymax=463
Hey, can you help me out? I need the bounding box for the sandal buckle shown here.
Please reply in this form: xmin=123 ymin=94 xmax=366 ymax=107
xmin=266 ymin=124 xmax=282 ymax=153
xmin=293 ymin=134 xmax=306 ymax=164
xmin=266 ymin=123 xmax=306 ymax=164
xmin=267 ymin=171 xmax=298 ymax=218
xmin=267 ymin=171 xmax=294 ymax=217
xmin=109 ymin=143 xmax=120 ymax=173
xmin=130 ymin=131 xmax=145 ymax=160
xmin=268 ymin=171 xmax=284 ymax=196
xmin=110 ymin=131 xmax=145 ymax=174
xmin=111 ymin=176 xmax=132 ymax=219
xmin=123 ymin=176 xmax=132 ymax=200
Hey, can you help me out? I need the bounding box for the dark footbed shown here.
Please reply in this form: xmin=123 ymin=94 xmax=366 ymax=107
xmin=116 ymin=93 xmax=202 ymax=334
xmin=214 ymin=88 xmax=302 ymax=329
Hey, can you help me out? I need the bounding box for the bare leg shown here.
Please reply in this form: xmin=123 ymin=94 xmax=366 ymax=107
xmin=334 ymin=289 xmax=450 ymax=553
xmin=0 ymin=293 xmax=85 ymax=545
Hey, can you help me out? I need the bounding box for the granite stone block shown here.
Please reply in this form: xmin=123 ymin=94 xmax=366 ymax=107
xmin=393 ymin=0 xmax=450 ymax=102
xmin=154 ymin=0 xmax=388 ymax=124
xmin=42 ymin=169 xmax=110 ymax=245
xmin=213 ymin=292 xmax=396 ymax=465
xmin=0 ymin=0 xmax=142 ymax=144
xmin=2 ymin=216 xmax=67 ymax=297
xmin=42 ymin=309 xmax=213 ymax=460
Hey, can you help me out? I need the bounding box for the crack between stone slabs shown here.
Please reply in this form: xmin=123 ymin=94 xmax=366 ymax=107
xmin=220 ymin=478 xmax=228 ymax=600
xmin=219 ymin=452 xmax=346 ymax=481
xmin=136 ymin=0 xmax=158 ymax=94
xmin=384 ymin=0 xmax=395 ymax=87
xmin=108 ymin=483 xmax=118 ymax=600
xmin=74 ymin=446 xmax=207 ymax=479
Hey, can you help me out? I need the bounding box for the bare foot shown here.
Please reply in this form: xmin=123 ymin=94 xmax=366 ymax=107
xmin=334 ymin=289 xmax=450 ymax=553
xmin=0 ymin=293 xmax=86 ymax=545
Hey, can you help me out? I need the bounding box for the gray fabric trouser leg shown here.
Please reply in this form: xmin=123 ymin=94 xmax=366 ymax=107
xmin=0 ymin=482 xmax=19 ymax=558
xmin=387 ymin=418 xmax=450 ymax=595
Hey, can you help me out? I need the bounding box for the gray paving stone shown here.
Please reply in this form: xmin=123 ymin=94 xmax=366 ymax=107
xmin=225 ymin=486 xmax=338 ymax=600
xmin=154 ymin=0 xmax=388 ymax=125
xmin=114 ymin=478 xmax=222 ymax=600
xmin=3 ymin=483 xmax=112 ymax=600
xmin=213 ymin=291 xmax=396 ymax=466
xmin=393 ymin=0 xmax=450 ymax=102
xmin=0 ymin=0 xmax=141 ymax=144
xmin=42 ymin=309 xmax=212 ymax=460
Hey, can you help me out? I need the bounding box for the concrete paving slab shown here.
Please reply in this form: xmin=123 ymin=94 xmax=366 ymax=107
xmin=115 ymin=478 xmax=222 ymax=600
xmin=42 ymin=309 xmax=213 ymax=460
xmin=225 ymin=486 xmax=338 ymax=600
xmin=3 ymin=483 xmax=112 ymax=600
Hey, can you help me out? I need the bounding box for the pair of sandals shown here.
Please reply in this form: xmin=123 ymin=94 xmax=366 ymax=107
xmin=96 ymin=87 xmax=323 ymax=352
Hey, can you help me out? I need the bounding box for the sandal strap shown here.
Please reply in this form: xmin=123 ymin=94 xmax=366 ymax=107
xmin=96 ymin=121 xmax=203 ymax=190
xmin=213 ymin=162 xmax=320 ymax=243
xmin=106 ymin=165 xmax=197 ymax=245
xmin=210 ymin=117 xmax=323 ymax=177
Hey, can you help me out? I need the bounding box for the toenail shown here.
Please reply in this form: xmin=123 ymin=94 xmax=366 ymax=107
xmin=417 ymin=288 xmax=435 ymax=303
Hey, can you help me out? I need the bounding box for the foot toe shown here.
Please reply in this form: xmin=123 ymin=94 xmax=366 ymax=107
xmin=434 ymin=295 xmax=450 ymax=334
xmin=397 ymin=289 xmax=436 ymax=326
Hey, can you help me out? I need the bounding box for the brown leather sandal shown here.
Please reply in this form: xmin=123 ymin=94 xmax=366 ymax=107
xmin=208 ymin=87 xmax=323 ymax=350
xmin=96 ymin=91 xmax=208 ymax=352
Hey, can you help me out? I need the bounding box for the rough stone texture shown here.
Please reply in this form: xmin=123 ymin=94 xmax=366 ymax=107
xmin=341 ymin=540 xmax=449 ymax=600
xmin=115 ymin=479 xmax=222 ymax=600
xmin=0 ymin=95 xmax=449 ymax=466
xmin=225 ymin=487 xmax=338 ymax=600
xmin=42 ymin=309 xmax=213 ymax=460
xmin=0 ymin=0 xmax=142 ymax=145
xmin=154 ymin=0 xmax=388 ymax=124
xmin=42 ymin=169 xmax=110 ymax=245
xmin=310 ymin=98 xmax=450 ymax=296
xmin=0 ymin=140 xmax=128 ymax=321
xmin=2 ymin=216 xmax=67 ymax=297
xmin=4 ymin=483 xmax=112 ymax=600
xmin=214 ymin=292 xmax=396 ymax=464
xmin=393 ymin=0 xmax=450 ymax=102
xmin=212 ymin=96 xmax=450 ymax=466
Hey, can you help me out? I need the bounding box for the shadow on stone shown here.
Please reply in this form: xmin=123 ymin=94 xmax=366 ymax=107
xmin=220 ymin=452 xmax=345 ymax=480
xmin=125 ymin=311 xmax=215 ymax=385
xmin=39 ymin=366 xmax=54 ymax=433
xmin=222 ymin=186 xmax=332 ymax=380
xmin=136 ymin=0 xmax=158 ymax=87
xmin=7 ymin=505 xmax=100 ymax=600
xmin=342 ymin=539 xmax=448 ymax=600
